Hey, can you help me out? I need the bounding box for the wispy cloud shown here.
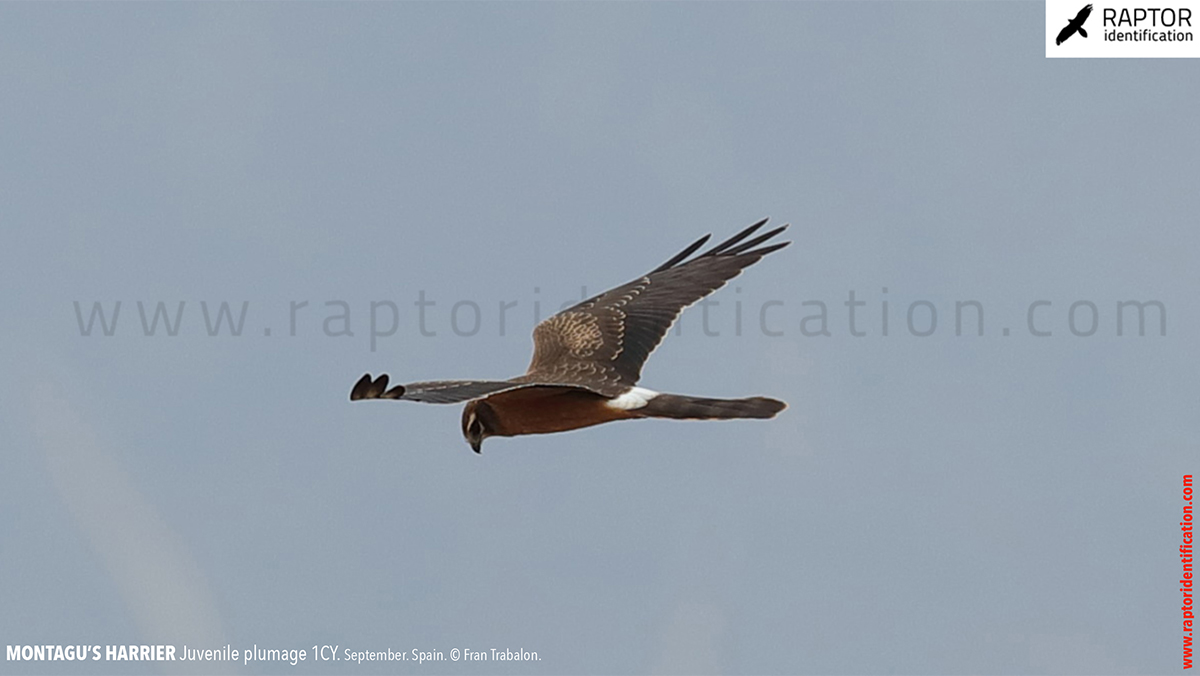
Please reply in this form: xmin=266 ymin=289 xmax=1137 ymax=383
xmin=30 ymin=379 xmax=232 ymax=675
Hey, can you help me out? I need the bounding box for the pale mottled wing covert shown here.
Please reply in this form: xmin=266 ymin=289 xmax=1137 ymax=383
xmin=524 ymin=218 xmax=789 ymax=391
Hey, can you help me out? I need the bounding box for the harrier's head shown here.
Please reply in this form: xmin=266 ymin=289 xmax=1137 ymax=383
xmin=461 ymin=400 xmax=496 ymax=454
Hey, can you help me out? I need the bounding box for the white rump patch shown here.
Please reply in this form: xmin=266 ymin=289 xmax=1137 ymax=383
xmin=605 ymin=387 xmax=660 ymax=411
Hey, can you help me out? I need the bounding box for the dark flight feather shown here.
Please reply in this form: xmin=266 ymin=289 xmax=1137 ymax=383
xmin=351 ymin=373 xmax=604 ymax=404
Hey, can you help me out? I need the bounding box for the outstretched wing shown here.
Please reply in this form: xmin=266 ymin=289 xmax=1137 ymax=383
xmin=349 ymin=373 xmax=604 ymax=404
xmin=524 ymin=219 xmax=790 ymax=391
xmin=1074 ymin=3 xmax=1093 ymax=23
xmin=350 ymin=373 xmax=522 ymax=404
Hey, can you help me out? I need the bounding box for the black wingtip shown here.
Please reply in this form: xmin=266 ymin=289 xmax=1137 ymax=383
xmin=350 ymin=373 xmax=397 ymax=401
xmin=747 ymin=240 xmax=791 ymax=258
xmin=350 ymin=373 xmax=373 ymax=401
xmin=705 ymin=218 xmax=770 ymax=257
xmin=657 ymin=219 xmax=789 ymax=270
xmin=653 ymin=233 xmax=713 ymax=273
xmin=725 ymin=224 xmax=789 ymax=256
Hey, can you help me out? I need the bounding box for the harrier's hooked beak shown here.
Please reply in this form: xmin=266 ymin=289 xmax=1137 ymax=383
xmin=463 ymin=404 xmax=489 ymax=454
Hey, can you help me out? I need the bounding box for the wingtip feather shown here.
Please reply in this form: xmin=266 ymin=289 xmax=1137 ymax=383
xmin=350 ymin=373 xmax=373 ymax=400
xmin=745 ymin=241 xmax=791 ymax=258
xmin=725 ymin=225 xmax=789 ymax=256
xmin=653 ymin=233 xmax=713 ymax=272
xmin=705 ymin=218 xmax=770 ymax=257
xmin=350 ymin=373 xmax=397 ymax=401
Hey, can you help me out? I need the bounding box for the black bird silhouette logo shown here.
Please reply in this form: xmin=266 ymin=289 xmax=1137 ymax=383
xmin=1057 ymin=4 xmax=1094 ymax=45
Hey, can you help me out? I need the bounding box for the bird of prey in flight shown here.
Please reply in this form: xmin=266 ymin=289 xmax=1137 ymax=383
xmin=351 ymin=219 xmax=789 ymax=453
xmin=1056 ymin=4 xmax=1093 ymax=45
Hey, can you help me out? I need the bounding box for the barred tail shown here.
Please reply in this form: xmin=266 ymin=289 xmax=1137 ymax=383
xmin=638 ymin=394 xmax=786 ymax=420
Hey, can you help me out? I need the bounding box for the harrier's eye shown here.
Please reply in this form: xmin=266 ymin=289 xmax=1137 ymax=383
xmin=469 ymin=420 xmax=483 ymax=436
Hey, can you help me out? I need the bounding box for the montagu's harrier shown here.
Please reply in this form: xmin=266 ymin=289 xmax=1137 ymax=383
xmin=351 ymin=219 xmax=789 ymax=453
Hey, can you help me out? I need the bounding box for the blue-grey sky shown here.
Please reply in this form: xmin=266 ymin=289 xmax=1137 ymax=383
xmin=2 ymin=3 xmax=1197 ymax=675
